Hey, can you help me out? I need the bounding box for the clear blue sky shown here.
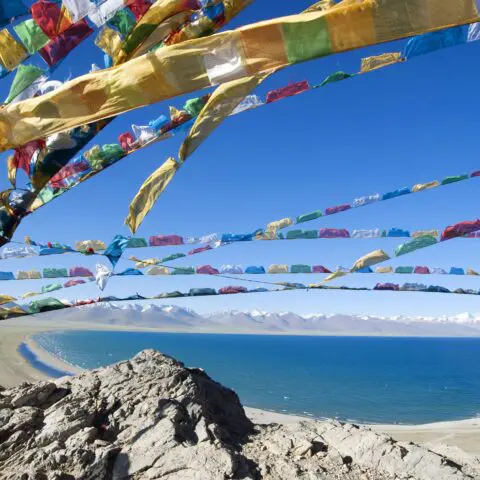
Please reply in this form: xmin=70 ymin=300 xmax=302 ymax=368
xmin=0 ymin=1 xmax=479 ymax=316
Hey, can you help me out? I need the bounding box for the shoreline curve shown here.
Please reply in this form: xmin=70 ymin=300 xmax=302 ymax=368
xmin=2 ymin=318 xmax=480 ymax=456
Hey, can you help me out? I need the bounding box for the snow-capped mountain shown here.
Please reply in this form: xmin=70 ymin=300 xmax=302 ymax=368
xmin=59 ymin=302 xmax=211 ymax=328
xmin=47 ymin=303 xmax=480 ymax=336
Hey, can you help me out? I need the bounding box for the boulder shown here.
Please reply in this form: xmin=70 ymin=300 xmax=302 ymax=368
xmin=0 ymin=350 xmax=475 ymax=479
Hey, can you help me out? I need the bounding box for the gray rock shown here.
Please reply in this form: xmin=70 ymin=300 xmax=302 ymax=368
xmin=0 ymin=350 xmax=475 ymax=479
xmin=11 ymin=382 xmax=57 ymax=408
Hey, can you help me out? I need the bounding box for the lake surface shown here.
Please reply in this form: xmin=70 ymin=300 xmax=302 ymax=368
xmin=33 ymin=331 xmax=480 ymax=424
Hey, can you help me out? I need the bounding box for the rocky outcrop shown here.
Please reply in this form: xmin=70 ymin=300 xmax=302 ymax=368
xmin=0 ymin=350 xmax=477 ymax=479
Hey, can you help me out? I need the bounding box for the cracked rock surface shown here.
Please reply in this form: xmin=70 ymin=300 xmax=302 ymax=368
xmin=0 ymin=350 xmax=477 ymax=479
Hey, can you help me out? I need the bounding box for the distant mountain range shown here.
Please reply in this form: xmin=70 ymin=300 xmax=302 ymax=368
xmin=49 ymin=303 xmax=480 ymax=337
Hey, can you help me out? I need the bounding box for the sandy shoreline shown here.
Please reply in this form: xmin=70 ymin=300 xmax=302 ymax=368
xmin=1 ymin=317 xmax=479 ymax=457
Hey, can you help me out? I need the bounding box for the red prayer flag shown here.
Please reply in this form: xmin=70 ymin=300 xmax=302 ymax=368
xmin=39 ymin=20 xmax=93 ymax=67
xmin=441 ymin=220 xmax=480 ymax=241
xmin=12 ymin=139 xmax=46 ymax=177
xmin=118 ymin=132 xmax=136 ymax=151
xmin=49 ymin=158 xmax=90 ymax=187
xmin=31 ymin=0 xmax=72 ymax=39
xmin=266 ymin=80 xmax=310 ymax=104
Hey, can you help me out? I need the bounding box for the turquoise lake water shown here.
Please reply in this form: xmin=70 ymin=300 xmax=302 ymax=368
xmin=32 ymin=331 xmax=480 ymax=424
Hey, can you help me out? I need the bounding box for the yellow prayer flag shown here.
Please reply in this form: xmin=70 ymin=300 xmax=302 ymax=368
xmin=268 ymin=264 xmax=289 ymax=274
xmin=375 ymin=266 xmax=393 ymax=273
xmin=266 ymin=218 xmax=293 ymax=232
xmin=95 ymin=26 xmax=123 ymax=59
xmin=360 ymin=52 xmax=404 ymax=73
xmin=412 ymin=230 xmax=439 ymax=238
xmin=324 ymin=270 xmax=348 ymax=283
xmin=131 ymin=257 xmax=160 ymax=268
xmin=147 ymin=266 xmax=170 ymax=275
xmin=0 ymin=305 xmax=27 ymax=318
xmin=0 ymin=29 xmax=28 ymax=71
xmin=179 ymin=73 xmax=272 ymax=162
xmin=17 ymin=270 xmax=41 ymax=280
xmin=21 ymin=292 xmax=38 ymax=299
xmin=412 ymin=181 xmax=440 ymax=192
xmin=126 ymin=63 xmax=266 ymax=230
xmin=125 ymin=158 xmax=180 ymax=233
xmin=0 ymin=294 xmax=16 ymax=305
xmin=351 ymin=249 xmax=390 ymax=271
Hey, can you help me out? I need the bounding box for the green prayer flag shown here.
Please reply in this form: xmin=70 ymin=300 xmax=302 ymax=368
xmin=395 ymin=266 xmax=414 ymax=274
xmin=162 ymin=253 xmax=186 ymax=262
xmin=5 ymin=64 xmax=45 ymax=103
xmin=184 ymin=97 xmax=207 ymax=117
xmin=41 ymin=283 xmax=62 ymax=294
xmin=43 ymin=268 xmax=68 ymax=278
xmin=123 ymin=23 xmax=157 ymax=55
xmin=282 ymin=16 xmax=331 ymax=63
xmin=27 ymin=297 xmax=67 ymax=314
xmin=127 ymin=237 xmax=148 ymax=248
xmin=395 ymin=235 xmax=437 ymax=257
xmin=316 ymin=71 xmax=353 ymax=88
xmin=108 ymin=9 xmax=136 ymax=38
xmin=14 ymin=19 xmax=49 ymax=55
xmin=291 ymin=264 xmax=312 ymax=273
xmin=441 ymin=174 xmax=469 ymax=185
xmin=296 ymin=210 xmax=322 ymax=223
xmin=35 ymin=187 xmax=55 ymax=205
xmin=172 ymin=267 xmax=195 ymax=275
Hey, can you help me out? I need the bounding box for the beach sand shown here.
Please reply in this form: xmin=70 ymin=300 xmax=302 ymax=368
xmin=1 ymin=316 xmax=479 ymax=458
xmin=0 ymin=317 xmax=118 ymax=387
xmin=0 ymin=320 xmax=84 ymax=386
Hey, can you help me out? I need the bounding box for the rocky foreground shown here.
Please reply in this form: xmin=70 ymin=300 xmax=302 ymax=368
xmin=0 ymin=350 xmax=477 ymax=479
